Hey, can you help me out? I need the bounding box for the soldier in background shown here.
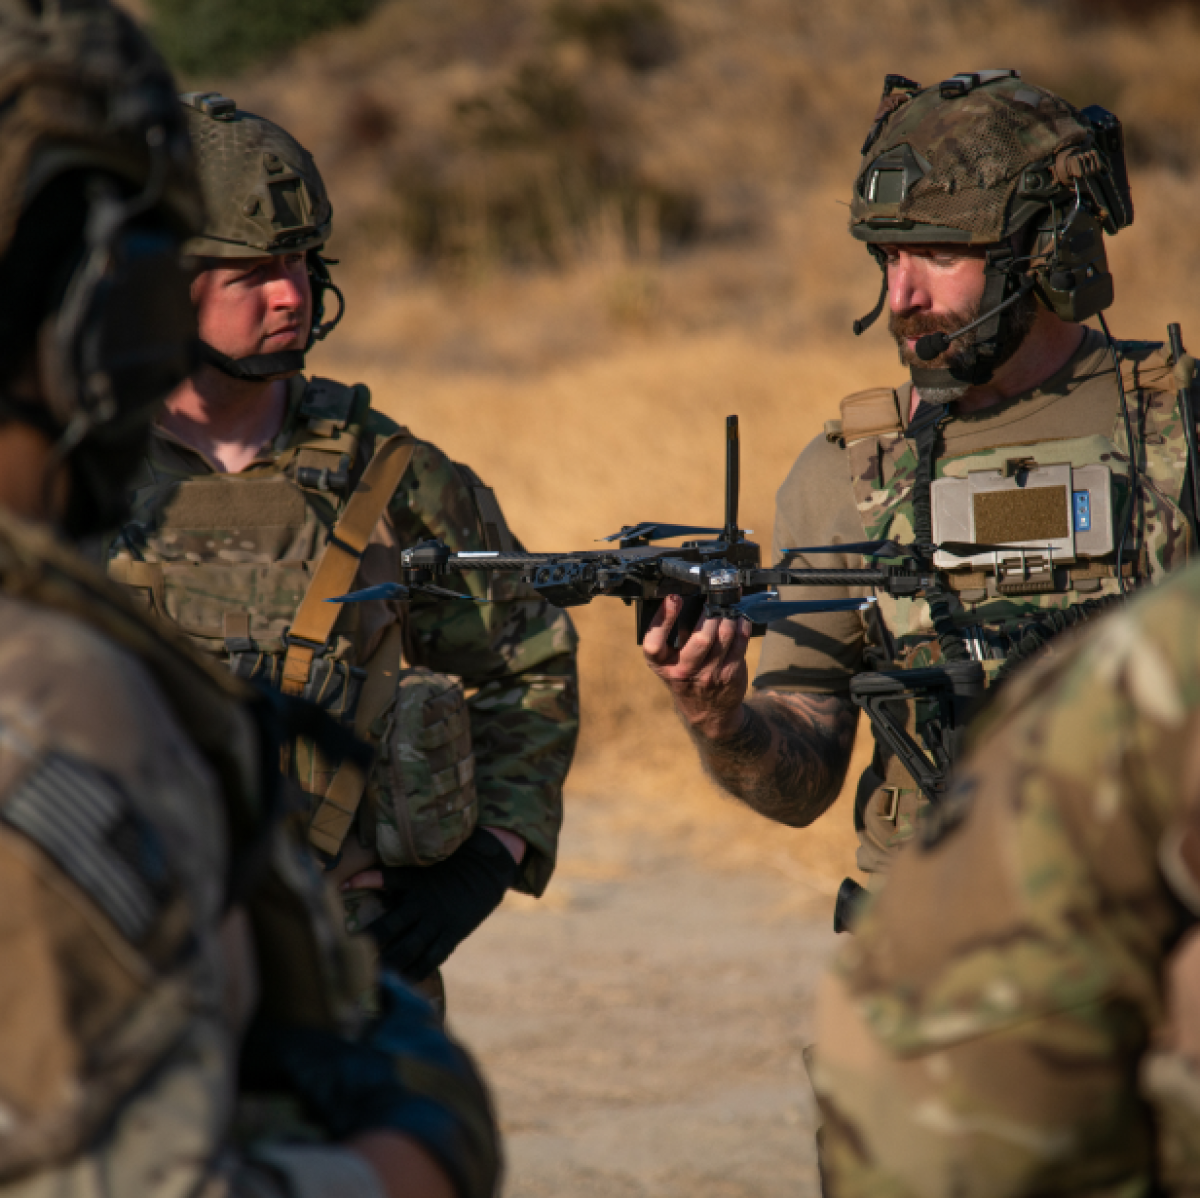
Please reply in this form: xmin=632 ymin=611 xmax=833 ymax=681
xmin=0 ymin=2 xmax=498 ymax=1195
xmin=643 ymin=71 xmax=1191 ymax=896
xmin=811 ymin=554 xmax=1200 ymax=1196
xmin=108 ymin=95 xmax=580 ymax=1006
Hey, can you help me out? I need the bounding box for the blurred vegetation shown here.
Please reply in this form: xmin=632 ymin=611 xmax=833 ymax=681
xmin=548 ymin=0 xmax=679 ymax=71
xmin=375 ymin=0 xmax=695 ymax=266
xmin=223 ymin=0 xmax=1200 ymax=275
xmin=147 ymin=0 xmax=380 ymax=76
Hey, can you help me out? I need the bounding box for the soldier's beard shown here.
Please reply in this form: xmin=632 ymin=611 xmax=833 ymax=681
xmin=890 ymin=287 xmax=1039 ymax=384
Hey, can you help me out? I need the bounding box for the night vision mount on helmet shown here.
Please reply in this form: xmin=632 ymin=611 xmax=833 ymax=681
xmin=180 ymin=91 xmax=345 ymax=383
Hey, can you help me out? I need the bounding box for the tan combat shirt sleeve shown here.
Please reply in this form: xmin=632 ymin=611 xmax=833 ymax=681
xmin=753 ymin=430 xmax=873 ymax=694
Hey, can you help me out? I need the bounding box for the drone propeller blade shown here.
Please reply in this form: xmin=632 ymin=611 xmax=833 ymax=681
xmin=416 ymin=583 xmax=488 ymax=602
xmin=937 ymin=540 xmax=1054 ymax=558
xmin=328 ymin=582 xmax=409 ymax=604
xmin=783 ymin=540 xmax=907 ymax=559
xmin=328 ymin=582 xmax=484 ymax=604
xmin=732 ymin=594 xmax=877 ymax=621
xmin=599 ymin=522 xmax=726 ymax=544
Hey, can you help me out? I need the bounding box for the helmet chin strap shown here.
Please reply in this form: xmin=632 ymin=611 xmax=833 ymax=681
xmin=199 ymin=339 xmax=305 ymax=383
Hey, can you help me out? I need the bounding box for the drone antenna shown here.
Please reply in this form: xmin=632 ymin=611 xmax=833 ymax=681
xmin=724 ymin=415 xmax=740 ymax=544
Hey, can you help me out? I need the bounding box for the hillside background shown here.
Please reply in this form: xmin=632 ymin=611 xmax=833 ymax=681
xmin=144 ymin=0 xmax=1200 ymax=890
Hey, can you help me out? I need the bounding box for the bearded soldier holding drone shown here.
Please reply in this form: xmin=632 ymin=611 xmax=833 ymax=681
xmin=108 ymin=94 xmax=580 ymax=1008
xmin=643 ymin=70 xmax=1200 ymax=912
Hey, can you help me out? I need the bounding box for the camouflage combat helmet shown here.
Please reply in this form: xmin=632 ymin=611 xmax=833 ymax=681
xmin=0 ymin=0 xmax=201 ymax=537
xmin=851 ymin=71 xmax=1132 ymax=247
xmin=0 ymin=0 xmax=200 ymax=258
xmin=180 ymin=92 xmax=331 ymax=259
xmin=849 ymin=70 xmax=1135 ymax=377
xmin=180 ymin=92 xmax=343 ymax=382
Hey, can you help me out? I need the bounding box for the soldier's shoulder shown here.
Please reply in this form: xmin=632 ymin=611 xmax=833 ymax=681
xmin=1111 ymin=337 xmax=1179 ymax=396
xmin=0 ymin=594 xmax=139 ymax=678
xmin=361 ymin=407 xmax=448 ymax=461
xmin=359 ymin=415 xmax=477 ymax=521
xmin=362 ymin=404 xmax=405 ymax=439
xmin=781 ymin=384 xmax=904 ymax=473
xmin=0 ymin=596 xmax=189 ymax=758
xmin=777 ymin=415 xmax=858 ymax=500
xmin=837 ymin=385 xmax=906 ymax=441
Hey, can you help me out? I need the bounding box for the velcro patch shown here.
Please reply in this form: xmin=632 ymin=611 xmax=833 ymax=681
xmin=973 ymin=485 xmax=1069 ymax=544
xmin=1 ymin=753 xmax=174 ymax=944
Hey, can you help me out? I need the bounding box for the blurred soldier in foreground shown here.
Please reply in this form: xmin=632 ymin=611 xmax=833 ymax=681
xmin=0 ymin=2 xmax=497 ymax=1195
xmin=811 ymin=560 xmax=1200 ymax=1196
xmin=108 ymin=95 xmax=579 ymax=1004
xmin=643 ymin=71 xmax=1197 ymax=900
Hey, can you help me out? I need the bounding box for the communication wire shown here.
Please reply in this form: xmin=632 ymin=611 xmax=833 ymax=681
xmin=1098 ymin=310 xmax=1137 ymax=595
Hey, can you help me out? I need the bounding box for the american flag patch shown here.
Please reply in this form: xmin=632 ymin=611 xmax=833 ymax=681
xmin=2 ymin=753 xmax=174 ymax=943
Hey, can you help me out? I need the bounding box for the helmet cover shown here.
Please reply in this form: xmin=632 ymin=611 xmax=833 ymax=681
xmin=851 ymin=72 xmax=1093 ymax=245
xmin=0 ymin=0 xmax=200 ymax=252
xmin=0 ymin=0 xmax=203 ymax=536
xmin=181 ymin=92 xmax=331 ymax=258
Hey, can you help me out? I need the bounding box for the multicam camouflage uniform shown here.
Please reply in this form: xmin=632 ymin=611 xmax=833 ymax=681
xmin=811 ymin=557 xmax=1200 ymax=1198
xmin=841 ymin=338 xmax=1193 ymax=869
xmin=753 ymin=72 xmax=1190 ymax=874
xmin=111 ymin=378 xmax=579 ymax=902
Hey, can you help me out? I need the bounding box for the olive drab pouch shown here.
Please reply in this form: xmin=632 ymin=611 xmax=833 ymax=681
xmin=368 ymin=667 xmax=478 ymax=869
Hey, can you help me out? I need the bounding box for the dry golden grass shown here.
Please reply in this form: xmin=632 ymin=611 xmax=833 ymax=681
xmin=204 ymin=0 xmax=1200 ymax=888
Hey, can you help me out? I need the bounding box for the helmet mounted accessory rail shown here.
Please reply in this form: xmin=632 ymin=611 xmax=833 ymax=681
xmin=181 ymin=91 xmax=343 ymax=383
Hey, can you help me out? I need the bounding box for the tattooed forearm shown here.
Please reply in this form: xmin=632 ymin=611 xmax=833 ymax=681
xmin=694 ymin=692 xmax=859 ymax=826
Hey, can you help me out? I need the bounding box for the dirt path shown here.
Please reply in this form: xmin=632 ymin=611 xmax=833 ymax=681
xmin=443 ymin=792 xmax=838 ymax=1197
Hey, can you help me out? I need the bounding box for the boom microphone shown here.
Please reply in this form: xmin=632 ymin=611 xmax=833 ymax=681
xmin=914 ymin=276 xmax=1037 ymax=361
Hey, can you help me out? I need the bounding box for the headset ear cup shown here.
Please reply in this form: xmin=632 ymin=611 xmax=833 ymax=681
xmin=306 ymin=251 xmax=325 ymax=345
xmin=1031 ymin=211 xmax=1114 ymax=323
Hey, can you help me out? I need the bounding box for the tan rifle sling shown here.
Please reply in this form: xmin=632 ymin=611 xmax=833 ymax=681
xmin=308 ymin=622 xmax=405 ymax=858
xmin=276 ymin=431 xmax=416 ymax=856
